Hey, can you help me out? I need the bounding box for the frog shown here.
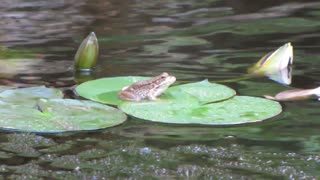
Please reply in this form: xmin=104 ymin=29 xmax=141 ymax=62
xmin=119 ymin=72 xmax=176 ymax=102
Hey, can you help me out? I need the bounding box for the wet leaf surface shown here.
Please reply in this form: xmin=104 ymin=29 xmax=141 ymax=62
xmin=0 ymin=86 xmax=127 ymax=132
xmin=78 ymin=77 xmax=280 ymax=125
xmin=120 ymin=96 xmax=281 ymax=125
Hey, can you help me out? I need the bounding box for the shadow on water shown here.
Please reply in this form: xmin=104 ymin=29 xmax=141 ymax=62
xmin=0 ymin=0 xmax=320 ymax=179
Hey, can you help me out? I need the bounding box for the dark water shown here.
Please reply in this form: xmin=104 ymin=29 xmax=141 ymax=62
xmin=1 ymin=0 xmax=320 ymax=179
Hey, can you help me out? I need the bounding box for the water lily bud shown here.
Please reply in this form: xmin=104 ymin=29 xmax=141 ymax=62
xmin=266 ymin=64 xmax=292 ymax=85
xmin=74 ymin=32 xmax=99 ymax=71
xmin=248 ymin=43 xmax=293 ymax=75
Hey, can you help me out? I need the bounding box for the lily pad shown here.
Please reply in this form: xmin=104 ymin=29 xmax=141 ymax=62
xmin=166 ymin=80 xmax=236 ymax=104
xmin=77 ymin=78 xmax=235 ymax=105
xmin=75 ymin=76 xmax=149 ymax=105
xmin=0 ymin=86 xmax=15 ymax=93
xmin=0 ymin=99 xmax=126 ymax=132
xmin=0 ymin=86 xmax=127 ymax=132
xmin=0 ymin=86 xmax=63 ymax=105
xmin=77 ymin=77 xmax=281 ymax=125
xmin=119 ymin=96 xmax=282 ymax=125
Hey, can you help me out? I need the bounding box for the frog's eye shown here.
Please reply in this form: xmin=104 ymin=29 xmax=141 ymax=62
xmin=160 ymin=72 xmax=169 ymax=77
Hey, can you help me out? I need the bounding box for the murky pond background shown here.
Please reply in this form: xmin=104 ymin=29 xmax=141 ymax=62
xmin=1 ymin=0 xmax=320 ymax=179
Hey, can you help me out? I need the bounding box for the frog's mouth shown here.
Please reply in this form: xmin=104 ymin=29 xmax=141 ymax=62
xmin=165 ymin=76 xmax=176 ymax=85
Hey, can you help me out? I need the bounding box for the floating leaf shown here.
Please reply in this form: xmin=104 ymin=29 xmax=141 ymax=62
xmin=119 ymin=96 xmax=281 ymax=125
xmin=0 ymin=86 xmax=15 ymax=93
xmin=75 ymin=76 xmax=149 ymax=105
xmin=248 ymin=43 xmax=293 ymax=76
xmin=77 ymin=78 xmax=235 ymax=105
xmin=0 ymin=86 xmax=127 ymax=132
xmin=78 ymin=77 xmax=281 ymax=125
xmin=0 ymin=99 xmax=126 ymax=132
xmin=166 ymin=79 xmax=236 ymax=104
xmin=0 ymin=86 xmax=63 ymax=106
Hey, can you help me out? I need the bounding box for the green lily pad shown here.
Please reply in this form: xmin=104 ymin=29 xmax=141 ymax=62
xmin=77 ymin=77 xmax=281 ymax=125
xmin=0 ymin=86 xmax=15 ymax=93
xmin=75 ymin=76 xmax=149 ymax=105
xmin=0 ymin=99 xmax=126 ymax=132
xmin=0 ymin=86 xmax=127 ymax=132
xmin=77 ymin=78 xmax=235 ymax=105
xmin=119 ymin=96 xmax=281 ymax=125
xmin=0 ymin=86 xmax=63 ymax=106
xmin=96 ymin=80 xmax=235 ymax=105
xmin=166 ymin=79 xmax=236 ymax=104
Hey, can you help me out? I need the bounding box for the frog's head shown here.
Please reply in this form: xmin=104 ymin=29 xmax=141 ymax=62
xmin=155 ymin=72 xmax=176 ymax=89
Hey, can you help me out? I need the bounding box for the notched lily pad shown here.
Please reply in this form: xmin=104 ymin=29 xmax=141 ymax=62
xmin=119 ymin=96 xmax=282 ymax=125
xmin=77 ymin=77 xmax=235 ymax=105
xmin=167 ymin=79 xmax=236 ymax=104
xmin=77 ymin=77 xmax=281 ymax=125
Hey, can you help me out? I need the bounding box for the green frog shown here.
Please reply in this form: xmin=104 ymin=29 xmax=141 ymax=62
xmin=119 ymin=72 xmax=176 ymax=102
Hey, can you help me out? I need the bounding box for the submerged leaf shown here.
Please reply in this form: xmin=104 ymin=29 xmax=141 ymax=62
xmin=165 ymin=36 xmax=209 ymax=47
xmin=143 ymin=36 xmax=209 ymax=55
xmin=264 ymin=87 xmax=320 ymax=101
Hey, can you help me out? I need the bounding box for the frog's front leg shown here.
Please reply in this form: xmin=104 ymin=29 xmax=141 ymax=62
xmin=147 ymin=95 xmax=158 ymax=101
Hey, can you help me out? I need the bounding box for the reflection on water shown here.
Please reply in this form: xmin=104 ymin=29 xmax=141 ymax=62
xmin=0 ymin=0 xmax=320 ymax=178
xmin=0 ymin=0 xmax=94 ymax=46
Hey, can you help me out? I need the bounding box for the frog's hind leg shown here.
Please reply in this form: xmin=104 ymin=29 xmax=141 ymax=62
xmin=119 ymin=91 xmax=142 ymax=102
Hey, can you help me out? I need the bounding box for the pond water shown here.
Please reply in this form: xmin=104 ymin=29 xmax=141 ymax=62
xmin=1 ymin=0 xmax=320 ymax=179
